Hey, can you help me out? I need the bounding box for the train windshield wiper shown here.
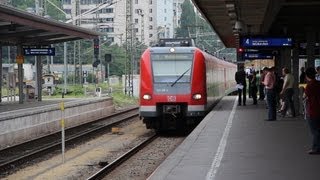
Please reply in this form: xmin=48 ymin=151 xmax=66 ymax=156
xmin=171 ymin=67 xmax=191 ymax=87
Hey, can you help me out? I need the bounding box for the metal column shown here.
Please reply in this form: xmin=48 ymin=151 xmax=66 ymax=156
xmin=17 ymin=45 xmax=24 ymax=104
xmin=306 ymin=30 xmax=315 ymax=68
xmin=36 ymin=55 xmax=42 ymax=101
xmin=292 ymin=44 xmax=300 ymax=115
xmin=0 ymin=45 xmax=2 ymax=103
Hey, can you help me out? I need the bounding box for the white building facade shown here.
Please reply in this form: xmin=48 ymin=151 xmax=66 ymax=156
xmin=62 ymin=0 xmax=185 ymax=46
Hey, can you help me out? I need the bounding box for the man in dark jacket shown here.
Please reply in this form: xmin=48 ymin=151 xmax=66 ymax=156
xmin=235 ymin=65 xmax=247 ymax=106
xmin=304 ymin=67 xmax=320 ymax=154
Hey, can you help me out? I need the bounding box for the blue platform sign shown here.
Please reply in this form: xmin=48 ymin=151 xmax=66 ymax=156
xmin=241 ymin=37 xmax=292 ymax=47
xmin=23 ymin=48 xmax=55 ymax=56
xmin=244 ymin=53 xmax=273 ymax=59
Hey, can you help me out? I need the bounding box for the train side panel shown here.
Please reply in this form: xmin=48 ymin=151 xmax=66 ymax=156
xmin=188 ymin=49 xmax=207 ymax=116
xmin=139 ymin=49 xmax=156 ymax=117
xmin=204 ymin=52 xmax=237 ymax=108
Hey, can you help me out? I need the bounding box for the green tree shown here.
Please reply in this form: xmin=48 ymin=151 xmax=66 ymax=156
xmin=102 ymin=44 xmax=127 ymax=76
xmin=175 ymin=0 xmax=196 ymax=38
xmin=11 ymin=0 xmax=65 ymax=21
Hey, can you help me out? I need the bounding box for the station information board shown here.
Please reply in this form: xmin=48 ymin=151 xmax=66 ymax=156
xmin=243 ymin=53 xmax=273 ymax=59
xmin=241 ymin=37 xmax=292 ymax=47
xmin=23 ymin=48 xmax=55 ymax=56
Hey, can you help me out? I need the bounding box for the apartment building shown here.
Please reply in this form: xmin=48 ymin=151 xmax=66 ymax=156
xmin=62 ymin=0 xmax=184 ymax=46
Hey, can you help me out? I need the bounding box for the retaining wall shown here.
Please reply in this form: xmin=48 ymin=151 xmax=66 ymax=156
xmin=0 ymin=97 xmax=115 ymax=150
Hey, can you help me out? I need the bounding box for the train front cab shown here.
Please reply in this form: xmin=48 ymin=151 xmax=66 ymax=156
xmin=139 ymin=47 xmax=207 ymax=131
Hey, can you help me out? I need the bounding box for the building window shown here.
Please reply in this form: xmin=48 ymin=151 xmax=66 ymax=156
xmin=106 ymin=18 xmax=114 ymax=22
xmin=135 ymin=0 xmax=138 ymax=4
xmin=64 ymin=9 xmax=71 ymax=14
xmin=100 ymin=27 xmax=114 ymax=33
xmin=149 ymin=0 xmax=152 ymax=4
xmin=164 ymin=17 xmax=167 ymax=21
xmin=135 ymin=18 xmax=139 ymax=23
xmin=108 ymin=37 xmax=114 ymax=42
xmin=149 ymin=25 xmax=153 ymax=30
xmin=149 ymin=17 xmax=153 ymax=21
xmin=99 ymin=8 xmax=113 ymax=13
xmin=135 ymin=28 xmax=139 ymax=33
xmin=164 ymin=9 xmax=167 ymax=13
xmin=64 ymin=0 xmax=71 ymax=4
xmin=149 ymin=34 xmax=153 ymax=38
xmin=81 ymin=9 xmax=89 ymax=14
xmin=149 ymin=9 xmax=152 ymax=13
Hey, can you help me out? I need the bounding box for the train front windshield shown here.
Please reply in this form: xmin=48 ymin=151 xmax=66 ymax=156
xmin=151 ymin=53 xmax=193 ymax=83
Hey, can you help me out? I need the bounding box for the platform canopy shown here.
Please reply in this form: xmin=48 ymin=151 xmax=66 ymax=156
xmin=192 ymin=0 xmax=320 ymax=48
xmin=0 ymin=4 xmax=101 ymax=46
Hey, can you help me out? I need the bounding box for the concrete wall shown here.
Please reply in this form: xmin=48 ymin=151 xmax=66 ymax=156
xmin=0 ymin=97 xmax=115 ymax=150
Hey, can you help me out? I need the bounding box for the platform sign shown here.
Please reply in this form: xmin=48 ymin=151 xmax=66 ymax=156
xmin=241 ymin=37 xmax=292 ymax=47
xmin=244 ymin=53 xmax=273 ymax=59
xmin=23 ymin=48 xmax=55 ymax=56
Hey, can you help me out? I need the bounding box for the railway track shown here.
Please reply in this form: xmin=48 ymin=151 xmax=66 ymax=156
xmin=0 ymin=106 xmax=139 ymax=174
xmin=87 ymin=134 xmax=158 ymax=180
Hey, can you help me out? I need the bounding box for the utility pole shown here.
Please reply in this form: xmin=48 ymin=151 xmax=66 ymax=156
xmin=71 ymin=0 xmax=81 ymax=84
xmin=125 ymin=0 xmax=133 ymax=96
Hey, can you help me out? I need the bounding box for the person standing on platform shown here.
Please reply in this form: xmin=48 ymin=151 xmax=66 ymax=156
xmin=300 ymin=67 xmax=306 ymax=84
xmin=251 ymin=71 xmax=258 ymax=105
xmin=263 ymin=67 xmax=276 ymax=121
xmin=304 ymin=67 xmax=320 ymax=154
xmin=235 ymin=65 xmax=247 ymax=106
xmin=259 ymin=69 xmax=266 ymax=100
xmin=247 ymin=64 xmax=255 ymax=98
xmin=280 ymin=67 xmax=296 ymax=118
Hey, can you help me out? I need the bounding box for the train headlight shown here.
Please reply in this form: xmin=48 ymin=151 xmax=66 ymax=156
xmin=169 ymin=47 xmax=175 ymax=53
xmin=193 ymin=94 xmax=202 ymax=100
xmin=143 ymin=94 xmax=152 ymax=100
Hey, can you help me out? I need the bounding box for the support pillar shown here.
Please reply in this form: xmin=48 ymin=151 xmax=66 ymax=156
xmin=278 ymin=49 xmax=291 ymax=73
xmin=0 ymin=45 xmax=2 ymax=103
xmin=292 ymin=45 xmax=300 ymax=115
xmin=306 ymin=30 xmax=315 ymax=68
xmin=36 ymin=55 xmax=42 ymax=101
xmin=17 ymin=45 xmax=24 ymax=104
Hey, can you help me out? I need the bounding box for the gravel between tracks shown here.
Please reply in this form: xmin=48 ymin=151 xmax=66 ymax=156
xmin=103 ymin=136 xmax=185 ymax=180
xmin=4 ymin=118 xmax=153 ymax=180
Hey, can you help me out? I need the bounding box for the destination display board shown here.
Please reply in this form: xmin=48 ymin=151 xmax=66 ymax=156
xmin=243 ymin=53 xmax=273 ymax=59
xmin=23 ymin=48 xmax=55 ymax=56
xmin=241 ymin=37 xmax=292 ymax=47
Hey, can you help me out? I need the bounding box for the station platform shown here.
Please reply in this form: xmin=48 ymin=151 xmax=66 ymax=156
xmin=0 ymin=97 xmax=74 ymax=113
xmin=0 ymin=97 xmax=115 ymax=150
xmin=149 ymin=96 xmax=320 ymax=180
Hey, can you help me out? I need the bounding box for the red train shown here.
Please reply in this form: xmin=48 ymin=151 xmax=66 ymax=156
xmin=139 ymin=40 xmax=237 ymax=131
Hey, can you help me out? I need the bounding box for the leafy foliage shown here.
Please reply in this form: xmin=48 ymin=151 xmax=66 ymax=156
xmin=175 ymin=0 xmax=236 ymax=61
xmin=11 ymin=0 xmax=65 ymax=21
xmin=175 ymin=0 xmax=196 ymax=38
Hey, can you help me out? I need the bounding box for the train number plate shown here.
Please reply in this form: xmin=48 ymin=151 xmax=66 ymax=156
xmin=167 ymin=95 xmax=176 ymax=102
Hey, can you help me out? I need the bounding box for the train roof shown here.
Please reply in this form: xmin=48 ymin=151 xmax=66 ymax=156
xmin=149 ymin=46 xmax=197 ymax=54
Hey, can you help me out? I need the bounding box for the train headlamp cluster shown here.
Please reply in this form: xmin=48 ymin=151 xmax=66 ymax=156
xmin=193 ymin=94 xmax=202 ymax=100
xmin=143 ymin=94 xmax=152 ymax=100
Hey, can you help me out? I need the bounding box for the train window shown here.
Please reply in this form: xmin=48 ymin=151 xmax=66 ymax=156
xmin=151 ymin=53 xmax=193 ymax=61
xmin=151 ymin=53 xmax=193 ymax=83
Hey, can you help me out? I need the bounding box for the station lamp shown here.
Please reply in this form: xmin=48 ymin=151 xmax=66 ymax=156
xmin=237 ymin=47 xmax=244 ymax=53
